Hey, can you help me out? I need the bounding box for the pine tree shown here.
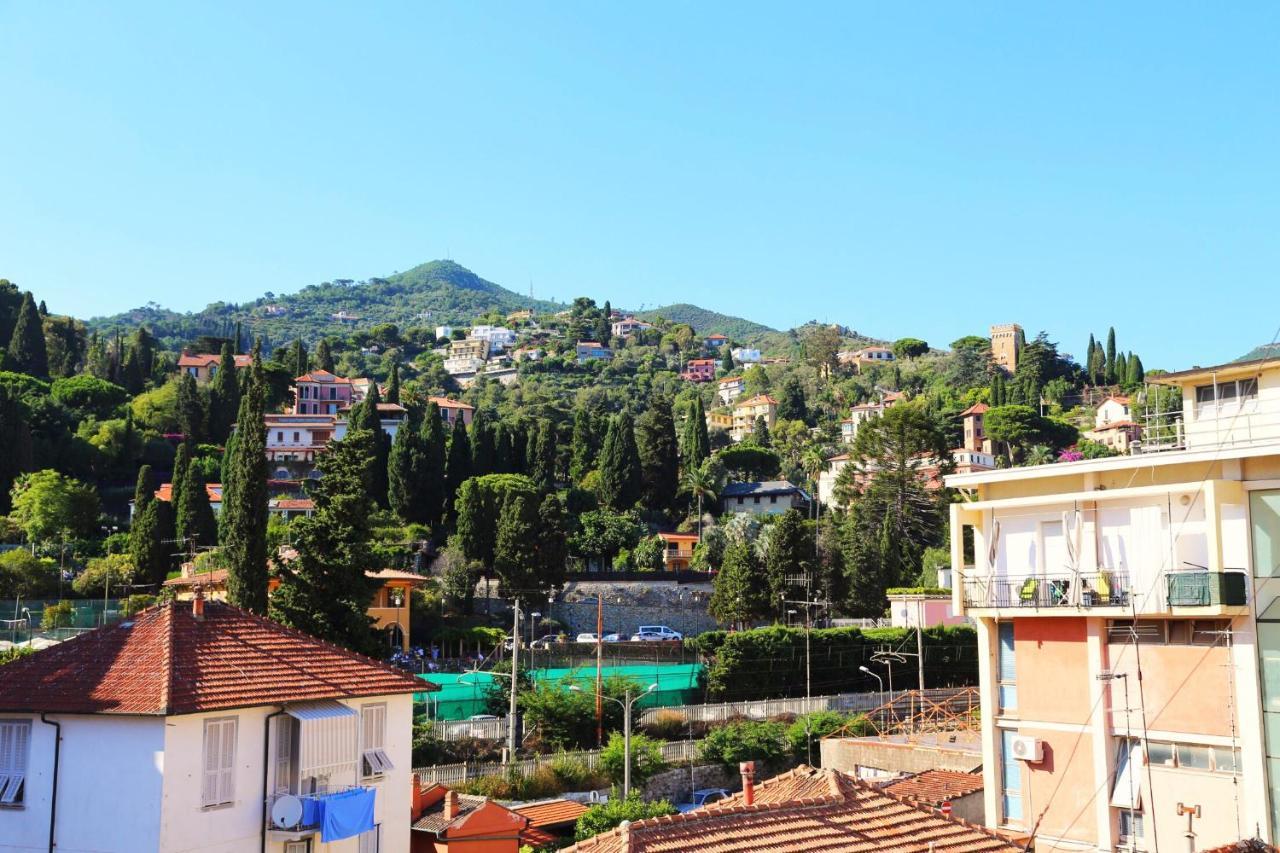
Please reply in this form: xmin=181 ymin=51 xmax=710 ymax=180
xmin=682 ymin=397 xmax=710 ymax=472
xmin=269 ymin=429 xmax=381 ymax=654
xmin=444 ymin=417 xmax=472 ymax=520
xmin=765 ymin=509 xmax=812 ymax=615
xmin=176 ymin=372 xmax=206 ymax=442
xmin=569 ymin=408 xmax=596 ymax=484
xmin=129 ymin=466 xmax=169 ymax=587
xmin=313 ymin=339 xmax=334 ymax=372
xmin=530 ymin=419 xmax=558 ymax=490
xmin=385 ymin=362 xmax=401 ymax=405
xmin=208 ymin=341 xmax=240 ymax=443
xmin=6 ymin=292 xmax=48 ymax=377
xmin=636 ymin=403 xmax=678 ymax=513
xmin=470 ymin=410 xmax=495 ymax=477
xmin=1105 ymin=327 xmax=1117 ymax=385
xmin=221 ymin=357 xmax=270 ymax=612
xmin=599 ymin=412 xmax=642 ymax=511
xmin=174 ymin=443 xmax=217 ymax=552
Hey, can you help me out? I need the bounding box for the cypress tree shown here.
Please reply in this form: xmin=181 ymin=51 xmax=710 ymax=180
xmin=351 ymin=384 xmax=390 ymax=508
xmin=1086 ymin=333 xmax=1096 ymax=381
xmin=765 ymin=509 xmax=812 ymax=615
xmin=493 ymin=493 xmax=541 ymax=607
xmin=221 ymin=356 xmax=270 ymax=612
xmin=129 ymin=466 xmax=169 ymax=587
xmin=599 ymin=412 xmax=642 ymax=511
xmin=176 ymin=372 xmax=206 ymax=442
xmin=568 ymin=408 xmax=595 ymax=484
xmin=444 ymin=417 xmax=472 ymax=520
xmin=208 ymin=341 xmax=240 ymax=443
xmin=388 ymin=405 xmax=429 ymax=524
xmin=37 ymin=299 xmax=47 ymax=317
xmin=0 ymin=386 xmax=34 ymax=513
xmin=470 ymin=410 xmax=495 ymax=476
xmin=269 ymin=428 xmax=381 ymax=655
xmin=636 ymin=403 xmax=678 ymax=513
xmin=721 ymin=346 xmax=734 ymax=373
xmin=6 ymin=292 xmax=48 ymax=377
xmin=494 ymin=421 xmax=514 ymax=474
xmin=233 ymin=321 xmax=243 ymax=354
xmin=132 ymin=326 xmax=155 ymax=384
xmin=530 ymin=419 xmax=558 ymax=490
xmin=752 ymin=414 xmax=772 ymax=447
xmin=682 ymin=397 xmax=711 ymax=472
xmin=386 ymin=362 xmax=401 ymax=405
xmin=313 ymin=339 xmax=334 ymax=372
xmin=1129 ymin=354 xmax=1145 ymax=387
xmin=421 ymin=405 xmax=448 ymax=528
xmin=598 ymin=301 xmax=612 ymax=345
xmin=291 ymin=338 xmax=308 ymax=377
xmin=174 ymin=443 xmax=217 ymax=552
xmin=1105 ymin=327 xmax=1117 ymax=385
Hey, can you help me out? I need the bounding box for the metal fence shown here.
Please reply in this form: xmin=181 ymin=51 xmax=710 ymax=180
xmin=429 ymin=717 xmax=515 ymax=742
xmin=637 ymin=687 xmax=970 ymax=726
xmin=413 ymin=738 xmax=702 ymax=786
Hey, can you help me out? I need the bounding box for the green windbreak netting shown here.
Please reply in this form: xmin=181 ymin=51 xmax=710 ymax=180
xmin=416 ymin=663 xmax=703 ymax=720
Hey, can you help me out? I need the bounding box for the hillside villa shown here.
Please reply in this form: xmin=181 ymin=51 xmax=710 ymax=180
xmin=729 ymin=394 xmax=777 ymax=442
xmin=717 ymin=375 xmax=745 ymax=405
xmin=680 ymin=358 xmax=717 ymax=382
xmin=178 ymin=351 xmax=253 ymax=383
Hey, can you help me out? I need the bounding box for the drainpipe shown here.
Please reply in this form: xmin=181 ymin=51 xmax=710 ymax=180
xmin=39 ymin=714 xmax=60 ymax=853
xmin=261 ymin=708 xmax=285 ymax=853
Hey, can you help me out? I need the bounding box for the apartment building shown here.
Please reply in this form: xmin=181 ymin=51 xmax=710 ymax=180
xmin=680 ymin=358 xmax=717 ymax=382
xmin=841 ymin=391 xmax=905 ymax=444
xmin=717 ymin=375 xmax=745 ymax=405
xmin=293 ymin=370 xmax=354 ymax=416
xmin=730 ymin=394 xmax=777 ymax=442
xmin=945 ymin=355 xmax=1280 ymax=851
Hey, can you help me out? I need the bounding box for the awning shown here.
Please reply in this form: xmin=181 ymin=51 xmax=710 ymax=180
xmin=285 ymin=700 xmax=358 ymax=722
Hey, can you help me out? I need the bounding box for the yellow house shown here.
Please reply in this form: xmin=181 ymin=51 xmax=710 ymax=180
xmin=730 ymin=394 xmax=778 ymax=442
xmin=945 ymin=355 xmax=1280 ymax=851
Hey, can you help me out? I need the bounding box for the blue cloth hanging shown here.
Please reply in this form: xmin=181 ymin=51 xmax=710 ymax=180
xmin=300 ymin=795 xmax=324 ymax=828
xmin=320 ymin=787 xmax=376 ymax=842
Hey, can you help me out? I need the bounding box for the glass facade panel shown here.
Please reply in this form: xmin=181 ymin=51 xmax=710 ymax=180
xmin=1001 ymin=729 xmax=1023 ymax=824
xmin=1252 ymin=491 xmax=1280 ymax=578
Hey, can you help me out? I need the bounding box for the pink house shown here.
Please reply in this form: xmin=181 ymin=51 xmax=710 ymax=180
xmin=680 ymin=358 xmax=717 ymax=382
xmin=292 ymin=370 xmax=354 ymax=415
xmin=887 ymin=591 xmax=969 ymax=628
xmin=428 ymin=396 xmax=475 ymax=428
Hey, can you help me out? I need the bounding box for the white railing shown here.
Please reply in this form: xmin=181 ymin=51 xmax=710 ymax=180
xmin=1138 ymin=396 xmax=1280 ymax=455
xmin=636 ymin=687 xmax=967 ymax=726
xmin=429 ymin=717 xmax=513 ymax=742
xmin=413 ymin=739 xmax=702 ymax=786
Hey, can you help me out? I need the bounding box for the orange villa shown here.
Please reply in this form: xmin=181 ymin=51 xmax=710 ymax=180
xmin=657 ymin=532 xmax=700 ymax=570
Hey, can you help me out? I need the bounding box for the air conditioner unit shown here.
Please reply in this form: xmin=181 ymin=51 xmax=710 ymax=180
xmin=1010 ymin=735 xmax=1044 ymax=763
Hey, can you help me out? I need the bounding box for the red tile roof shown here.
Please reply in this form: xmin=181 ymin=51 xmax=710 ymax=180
xmin=271 ymin=498 xmax=315 ymax=510
xmin=178 ymin=353 xmax=253 ymax=369
xmin=428 ymin=396 xmax=475 ymax=411
xmin=883 ymin=770 xmax=985 ymax=804
xmin=959 ymin=402 xmax=990 ymax=416
xmin=0 ymin=601 xmax=431 ymax=715
xmin=734 ymin=394 xmax=777 ymax=408
xmin=154 ymin=483 xmax=222 ymax=503
xmin=565 ymin=765 xmax=1017 ymax=853
xmin=514 ymin=799 xmax=590 ymax=827
xmin=295 ymin=370 xmax=352 ymax=384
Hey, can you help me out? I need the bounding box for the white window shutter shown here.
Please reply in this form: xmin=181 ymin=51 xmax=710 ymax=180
xmin=201 ymin=722 xmax=221 ymax=806
xmin=218 ymin=719 xmax=236 ymax=805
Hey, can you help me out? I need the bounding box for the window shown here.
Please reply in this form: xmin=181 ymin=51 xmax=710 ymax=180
xmin=360 ymin=704 xmax=392 ymax=778
xmin=1000 ymin=730 xmax=1022 ymax=823
xmin=1107 ymin=620 xmax=1229 ymax=646
xmin=1117 ymin=809 xmax=1144 ymax=848
xmin=285 ymin=842 xmax=311 ymax=853
xmin=277 ymin=431 xmax=284 ymax=443
xmin=1196 ymin=379 xmax=1259 ymax=406
xmin=997 ymin=622 xmax=1017 ymax=711
xmin=753 ymin=496 xmax=761 ymax=505
xmin=358 ymin=825 xmax=380 ymax=853
xmin=0 ymin=720 xmax=31 ymax=806
xmin=293 ymin=432 xmax=300 ymax=443
xmin=1111 ymin=739 xmax=1143 ymax=809
xmin=202 ymin=717 xmax=237 ymax=808
xmin=1107 ymin=620 xmax=1165 ymax=645
xmin=1251 ymin=491 xmax=1280 ymax=579
xmin=274 ymin=716 xmax=294 ymax=795
xmin=770 ymin=496 xmax=778 ymax=504
xmin=1143 ymin=739 xmax=1240 ymax=773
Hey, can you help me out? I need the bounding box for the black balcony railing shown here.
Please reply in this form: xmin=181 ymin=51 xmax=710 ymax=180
xmin=961 ymin=571 xmax=1132 ymax=609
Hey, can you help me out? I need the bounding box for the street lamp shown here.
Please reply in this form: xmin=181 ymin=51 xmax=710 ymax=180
xmin=571 ymin=682 xmax=657 ymax=798
xmin=530 ymin=612 xmax=542 ymax=648
xmin=859 ymin=665 xmax=884 ymax=706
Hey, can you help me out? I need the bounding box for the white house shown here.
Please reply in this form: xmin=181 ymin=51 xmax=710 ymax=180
xmin=0 ymin=598 xmax=432 ymax=853
xmin=731 ymin=347 xmax=761 ymax=364
xmin=468 ymin=326 xmax=517 ymax=354
xmin=717 ymin=376 xmax=745 ymax=406
xmin=434 ymin=326 xmax=453 ymax=341
xmin=1094 ymin=395 xmax=1132 ymax=429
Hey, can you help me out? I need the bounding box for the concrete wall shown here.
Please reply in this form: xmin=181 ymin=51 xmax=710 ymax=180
xmin=819 ymin=737 xmax=982 ymax=779
xmin=641 ymin=764 xmax=739 ymax=806
xmin=0 ymin=714 xmax=165 ymax=853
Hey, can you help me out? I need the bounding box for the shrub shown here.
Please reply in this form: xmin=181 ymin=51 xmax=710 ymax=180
xmin=575 ymin=792 xmax=677 ymax=841
xmin=599 ymin=731 xmax=666 ymax=786
xmin=785 ymin=711 xmax=871 ymax=760
xmin=71 ymin=553 xmax=135 ymax=597
xmin=698 ymin=720 xmax=788 ymax=767
xmin=41 ymin=600 xmax=74 ymax=630
xmin=643 ymin=709 xmax=688 ymax=741
xmin=0 ymin=646 xmax=34 ymax=666
xmin=121 ymin=594 xmax=157 ymax=616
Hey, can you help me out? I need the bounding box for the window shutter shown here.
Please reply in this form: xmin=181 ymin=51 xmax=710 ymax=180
xmin=275 ymin=717 xmax=293 ymax=795
xmin=218 ymin=719 xmax=236 ymax=805
xmin=202 ymin=721 xmax=222 ymax=806
xmin=998 ymin=622 xmax=1017 ymax=681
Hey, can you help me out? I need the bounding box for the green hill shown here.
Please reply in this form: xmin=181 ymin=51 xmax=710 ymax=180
xmin=1239 ymin=342 xmax=1280 ymax=362
xmin=635 ymin=303 xmax=774 ymax=342
xmin=88 ymin=260 xmax=564 ymax=350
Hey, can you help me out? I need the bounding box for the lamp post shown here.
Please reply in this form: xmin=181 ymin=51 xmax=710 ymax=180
xmin=859 ymin=665 xmax=884 ymax=707
xmin=572 ymin=683 xmax=656 ymax=798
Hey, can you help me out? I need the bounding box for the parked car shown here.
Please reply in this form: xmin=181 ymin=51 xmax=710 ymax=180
xmin=575 ymin=632 xmax=622 ymax=643
xmin=530 ymin=634 xmax=562 ymax=649
xmin=677 ymin=788 xmax=731 ymax=813
xmin=631 ymin=625 xmax=683 ymax=642
xmin=465 ymin=714 xmax=500 ymax=737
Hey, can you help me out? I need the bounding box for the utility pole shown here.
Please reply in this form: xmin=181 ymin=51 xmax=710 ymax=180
xmin=508 ymin=599 xmax=520 ymax=764
xmin=916 ymin=597 xmax=926 ymax=693
xmin=596 ymin=596 xmax=604 ymax=747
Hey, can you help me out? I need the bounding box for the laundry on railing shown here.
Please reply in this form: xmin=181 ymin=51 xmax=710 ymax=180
xmin=290 ymin=786 xmax=376 ymax=842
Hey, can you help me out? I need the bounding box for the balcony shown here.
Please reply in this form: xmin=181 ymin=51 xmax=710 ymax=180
xmin=1166 ymin=570 xmax=1248 ymax=607
xmin=267 ymin=786 xmax=376 ymax=843
xmin=961 ymin=571 xmax=1132 ymax=610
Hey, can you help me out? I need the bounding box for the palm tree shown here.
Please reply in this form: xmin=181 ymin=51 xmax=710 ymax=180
xmin=1025 ymin=444 xmax=1056 ymax=467
xmin=681 ymin=464 xmax=720 ymax=542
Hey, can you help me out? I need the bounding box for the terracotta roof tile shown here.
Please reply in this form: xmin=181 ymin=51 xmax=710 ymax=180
xmin=515 ymin=799 xmax=590 ymax=827
xmin=565 ymin=765 xmax=1018 ymax=853
xmin=884 ymin=770 xmax=984 ymax=804
xmin=0 ymin=601 xmax=432 ymax=715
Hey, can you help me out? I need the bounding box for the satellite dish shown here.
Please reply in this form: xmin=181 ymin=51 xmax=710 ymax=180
xmin=271 ymin=794 xmax=304 ymax=829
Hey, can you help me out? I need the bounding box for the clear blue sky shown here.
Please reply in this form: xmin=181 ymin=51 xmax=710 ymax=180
xmin=2 ymin=3 xmax=1277 ymax=369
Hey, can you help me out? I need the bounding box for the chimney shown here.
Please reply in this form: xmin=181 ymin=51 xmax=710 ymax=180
xmin=739 ymin=761 xmax=756 ymax=806
xmin=192 ymin=586 xmax=205 ymax=621
xmin=443 ymin=790 xmax=459 ymax=820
